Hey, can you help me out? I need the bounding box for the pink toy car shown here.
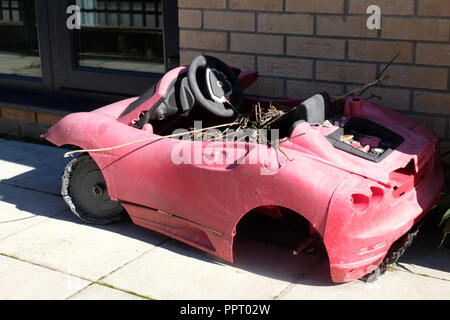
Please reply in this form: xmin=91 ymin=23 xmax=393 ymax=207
xmin=42 ymin=56 xmax=444 ymax=283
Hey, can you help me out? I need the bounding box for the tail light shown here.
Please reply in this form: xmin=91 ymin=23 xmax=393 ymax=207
xmin=350 ymin=186 xmax=384 ymax=215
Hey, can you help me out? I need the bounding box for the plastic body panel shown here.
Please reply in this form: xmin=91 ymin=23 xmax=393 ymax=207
xmin=42 ymin=71 xmax=445 ymax=283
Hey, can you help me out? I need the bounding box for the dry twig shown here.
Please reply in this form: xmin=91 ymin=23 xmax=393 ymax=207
xmin=332 ymin=52 xmax=400 ymax=101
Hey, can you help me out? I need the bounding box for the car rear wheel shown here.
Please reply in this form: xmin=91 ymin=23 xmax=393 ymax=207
xmin=62 ymin=155 xmax=125 ymax=225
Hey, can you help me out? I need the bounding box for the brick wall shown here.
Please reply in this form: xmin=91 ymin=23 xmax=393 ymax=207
xmin=0 ymin=108 xmax=63 ymax=139
xmin=178 ymin=0 xmax=450 ymax=159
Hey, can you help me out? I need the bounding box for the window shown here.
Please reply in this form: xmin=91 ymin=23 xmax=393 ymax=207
xmin=0 ymin=0 xmax=41 ymax=77
xmin=76 ymin=0 xmax=165 ymax=74
xmin=0 ymin=0 xmax=179 ymax=99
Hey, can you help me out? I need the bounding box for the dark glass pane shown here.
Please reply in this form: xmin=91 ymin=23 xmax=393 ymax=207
xmin=0 ymin=0 xmax=41 ymax=77
xmin=76 ymin=0 xmax=164 ymax=74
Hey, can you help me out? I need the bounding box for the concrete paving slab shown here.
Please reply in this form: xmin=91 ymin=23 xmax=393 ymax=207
xmin=395 ymin=218 xmax=450 ymax=281
xmin=0 ymin=184 xmax=67 ymax=240
xmin=0 ymin=139 xmax=68 ymax=195
xmin=0 ymin=139 xmax=66 ymax=169
xmin=279 ymin=268 xmax=450 ymax=300
xmin=0 ymin=211 xmax=168 ymax=281
xmin=0 ymin=254 xmax=90 ymax=300
xmin=2 ymin=159 xmax=67 ymax=195
xmin=0 ymin=159 xmax=35 ymax=181
xmin=394 ymin=263 xmax=450 ymax=281
xmin=102 ymin=238 xmax=323 ymax=300
xmin=69 ymin=283 xmax=146 ymax=300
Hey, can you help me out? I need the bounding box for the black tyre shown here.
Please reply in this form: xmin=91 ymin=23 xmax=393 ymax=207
xmin=62 ymin=155 xmax=125 ymax=224
xmin=362 ymin=226 xmax=421 ymax=283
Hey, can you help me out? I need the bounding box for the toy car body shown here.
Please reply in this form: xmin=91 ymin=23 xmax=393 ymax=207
xmin=42 ymin=56 xmax=445 ymax=283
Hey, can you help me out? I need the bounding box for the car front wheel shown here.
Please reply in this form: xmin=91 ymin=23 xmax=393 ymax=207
xmin=61 ymin=155 xmax=125 ymax=225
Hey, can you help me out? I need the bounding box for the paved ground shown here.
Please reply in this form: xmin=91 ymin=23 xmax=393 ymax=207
xmin=0 ymin=138 xmax=449 ymax=300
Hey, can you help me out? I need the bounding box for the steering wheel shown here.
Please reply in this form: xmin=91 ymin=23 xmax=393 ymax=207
xmin=188 ymin=55 xmax=243 ymax=118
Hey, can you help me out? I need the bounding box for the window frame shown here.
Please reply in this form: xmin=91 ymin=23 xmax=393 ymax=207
xmin=0 ymin=0 xmax=179 ymax=97
xmin=49 ymin=0 xmax=179 ymax=96
xmin=0 ymin=0 xmax=54 ymax=93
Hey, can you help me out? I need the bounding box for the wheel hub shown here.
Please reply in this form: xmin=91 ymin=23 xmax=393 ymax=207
xmin=92 ymin=184 xmax=105 ymax=197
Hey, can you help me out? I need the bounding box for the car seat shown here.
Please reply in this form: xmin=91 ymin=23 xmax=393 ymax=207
xmin=289 ymin=92 xmax=333 ymax=135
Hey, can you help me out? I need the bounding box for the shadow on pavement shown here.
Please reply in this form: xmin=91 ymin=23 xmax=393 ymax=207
xmin=397 ymin=210 xmax=450 ymax=274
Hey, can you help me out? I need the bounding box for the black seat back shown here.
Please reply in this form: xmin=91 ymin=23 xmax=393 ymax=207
xmin=294 ymin=92 xmax=332 ymax=123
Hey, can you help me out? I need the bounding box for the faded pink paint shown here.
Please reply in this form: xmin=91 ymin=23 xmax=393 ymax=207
xmin=42 ymin=67 xmax=444 ymax=283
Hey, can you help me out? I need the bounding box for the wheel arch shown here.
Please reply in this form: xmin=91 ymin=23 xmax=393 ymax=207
xmin=61 ymin=154 xmax=125 ymax=225
xmin=229 ymin=204 xmax=329 ymax=263
xmin=42 ymin=112 xmax=120 ymax=199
